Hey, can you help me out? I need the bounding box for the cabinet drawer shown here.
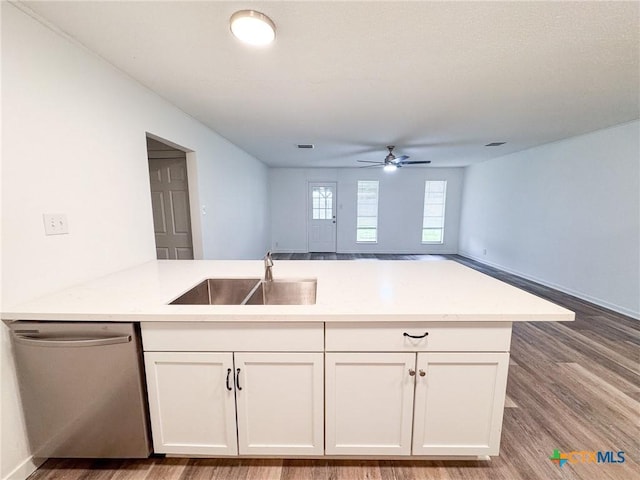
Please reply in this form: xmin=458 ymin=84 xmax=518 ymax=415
xmin=325 ymin=322 xmax=511 ymax=352
xmin=141 ymin=322 xmax=323 ymax=352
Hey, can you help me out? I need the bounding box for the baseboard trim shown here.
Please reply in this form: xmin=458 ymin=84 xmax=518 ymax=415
xmin=166 ymin=454 xmax=491 ymax=461
xmin=2 ymin=455 xmax=46 ymax=480
xmin=270 ymin=248 xmax=308 ymax=254
xmin=337 ymin=250 xmax=457 ymax=255
xmin=272 ymin=249 xmax=458 ymax=255
xmin=458 ymin=252 xmax=640 ymax=320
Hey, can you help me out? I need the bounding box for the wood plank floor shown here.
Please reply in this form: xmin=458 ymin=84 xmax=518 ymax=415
xmin=29 ymin=254 xmax=639 ymax=480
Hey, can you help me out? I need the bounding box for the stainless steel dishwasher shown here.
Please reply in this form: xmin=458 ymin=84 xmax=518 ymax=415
xmin=9 ymin=321 xmax=151 ymax=458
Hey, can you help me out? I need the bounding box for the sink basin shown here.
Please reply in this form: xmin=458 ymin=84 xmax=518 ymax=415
xmin=244 ymin=279 xmax=317 ymax=305
xmin=170 ymin=278 xmax=261 ymax=305
xmin=170 ymin=278 xmax=317 ymax=305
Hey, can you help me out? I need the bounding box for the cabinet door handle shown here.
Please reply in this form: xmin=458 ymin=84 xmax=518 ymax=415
xmin=226 ymin=368 xmax=233 ymax=391
xmin=409 ymin=369 xmax=416 ymax=376
xmin=236 ymin=368 xmax=242 ymax=391
xmin=403 ymin=332 xmax=429 ymax=339
xmin=419 ymin=369 xmax=426 ymax=377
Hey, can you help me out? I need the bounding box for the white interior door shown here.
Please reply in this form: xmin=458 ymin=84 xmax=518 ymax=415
xmin=148 ymin=156 xmax=194 ymax=259
xmin=308 ymin=182 xmax=337 ymax=252
xmin=412 ymin=352 xmax=509 ymax=456
xmin=234 ymin=352 xmax=324 ymax=455
xmin=325 ymin=352 xmax=416 ymax=455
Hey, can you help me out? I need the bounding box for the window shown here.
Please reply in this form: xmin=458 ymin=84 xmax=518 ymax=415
xmin=312 ymin=186 xmax=333 ymax=220
xmin=422 ymin=180 xmax=447 ymax=243
xmin=357 ymin=181 xmax=379 ymax=242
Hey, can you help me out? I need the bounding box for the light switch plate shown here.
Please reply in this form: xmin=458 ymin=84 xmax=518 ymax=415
xmin=43 ymin=214 xmax=69 ymax=235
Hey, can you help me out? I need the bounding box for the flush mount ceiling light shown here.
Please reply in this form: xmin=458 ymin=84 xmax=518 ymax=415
xmin=230 ymin=10 xmax=276 ymax=46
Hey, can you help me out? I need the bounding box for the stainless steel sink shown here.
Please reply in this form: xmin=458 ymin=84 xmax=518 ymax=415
xmin=170 ymin=278 xmax=261 ymax=305
xmin=170 ymin=278 xmax=317 ymax=305
xmin=244 ymin=279 xmax=317 ymax=305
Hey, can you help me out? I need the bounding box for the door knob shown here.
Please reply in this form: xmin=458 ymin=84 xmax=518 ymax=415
xmin=409 ymin=369 xmax=416 ymax=376
xmin=419 ymin=370 xmax=426 ymax=377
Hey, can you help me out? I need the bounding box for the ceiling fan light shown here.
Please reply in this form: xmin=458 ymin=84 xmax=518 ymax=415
xmin=383 ymin=164 xmax=397 ymax=172
xmin=230 ymin=10 xmax=276 ymax=46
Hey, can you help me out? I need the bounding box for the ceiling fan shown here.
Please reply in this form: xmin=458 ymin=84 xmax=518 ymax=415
xmin=357 ymin=146 xmax=431 ymax=171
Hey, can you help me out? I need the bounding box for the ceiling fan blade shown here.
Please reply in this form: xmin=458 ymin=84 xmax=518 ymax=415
xmin=393 ymin=155 xmax=409 ymax=162
xmin=359 ymin=164 xmax=384 ymax=168
xmin=398 ymin=160 xmax=431 ymax=165
xmin=357 ymin=160 xmax=385 ymax=164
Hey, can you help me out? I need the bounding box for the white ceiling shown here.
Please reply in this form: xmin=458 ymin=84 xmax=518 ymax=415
xmin=19 ymin=1 xmax=639 ymax=168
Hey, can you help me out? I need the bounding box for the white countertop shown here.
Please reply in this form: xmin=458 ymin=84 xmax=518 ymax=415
xmin=1 ymin=260 xmax=574 ymax=323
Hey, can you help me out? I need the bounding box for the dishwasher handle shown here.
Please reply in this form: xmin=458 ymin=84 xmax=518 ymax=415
xmin=12 ymin=332 xmax=132 ymax=348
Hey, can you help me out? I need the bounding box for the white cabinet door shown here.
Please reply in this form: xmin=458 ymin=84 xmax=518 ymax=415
xmin=412 ymin=352 xmax=509 ymax=456
xmin=325 ymin=352 xmax=416 ymax=455
xmin=234 ymin=352 xmax=324 ymax=455
xmin=144 ymin=352 xmax=238 ymax=455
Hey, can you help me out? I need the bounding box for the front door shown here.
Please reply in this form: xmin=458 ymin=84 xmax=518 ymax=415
xmin=308 ymin=182 xmax=337 ymax=252
xmin=148 ymin=156 xmax=194 ymax=259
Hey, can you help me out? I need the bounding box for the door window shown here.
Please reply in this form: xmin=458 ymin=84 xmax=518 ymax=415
xmin=312 ymin=187 xmax=333 ymax=220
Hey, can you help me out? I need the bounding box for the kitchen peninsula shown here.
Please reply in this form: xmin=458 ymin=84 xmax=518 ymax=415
xmin=2 ymin=260 xmax=574 ymax=459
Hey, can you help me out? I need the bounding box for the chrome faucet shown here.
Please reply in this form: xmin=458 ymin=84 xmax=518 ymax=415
xmin=264 ymin=251 xmax=274 ymax=282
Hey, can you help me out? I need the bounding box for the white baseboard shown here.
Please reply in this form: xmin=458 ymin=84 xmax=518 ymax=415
xmin=272 ymin=249 xmax=457 ymax=255
xmin=3 ymin=456 xmax=46 ymax=480
xmin=337 ymin=250 xmax=457 ymax=255
xmin=458 ymin=252 xmax=640 ymax=320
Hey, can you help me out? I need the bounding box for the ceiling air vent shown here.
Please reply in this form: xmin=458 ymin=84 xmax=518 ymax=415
xmin=297 ymin=144 xmax=314 ymax=149
xmin=485 ymin=142 xmax=506 ymax=147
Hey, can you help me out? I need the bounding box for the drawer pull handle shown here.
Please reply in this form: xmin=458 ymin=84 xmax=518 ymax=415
xmin=226 ymin=368 xmax=233 ymax=391
xmin=236 ymin=368 xmax=242 ymax=391
xmin=409 ymin=369 xmax=416 ymax=376
xmin=403 ymin=332 xmax=429 ymax=339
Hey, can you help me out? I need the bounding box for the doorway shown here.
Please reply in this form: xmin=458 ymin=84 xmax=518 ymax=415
xmin=308 ymin=182 xmax=337 ymax=252
xmin=147 ymin=137 xmax=194 ymax=259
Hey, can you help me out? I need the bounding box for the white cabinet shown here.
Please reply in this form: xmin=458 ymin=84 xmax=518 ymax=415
xmin=145 ymin=351 xmax=324 ymax=456
xmin=143 ymin=321 xmax=512 ymax=459
xmin=144 ymin=352 xmax=237 ymax=455
xmin=235 ymin=352 xmax=324 ymax=455
xmin=141 ymin=323 xmax=325 ymax=457
xmin=325 ymin=353 xmax=415 ymax=455
xmin=325 ymin=322 xmax=512 ymax=352
xmin=412 ymin=352 xmax=509 ymax=456
xmin=326 ymin=352 xmax=509 ymax=457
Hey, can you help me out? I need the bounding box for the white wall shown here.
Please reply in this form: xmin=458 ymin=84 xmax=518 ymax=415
xmin=270 ymin=167 xmax=464 ymax=254
xmin=1 ymin=4 xmax=269 ymax=479
xmin=459 ymin=121 xmax=640 ymax=319
xmin=270 ymin=168 xmax=338 ymax=252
